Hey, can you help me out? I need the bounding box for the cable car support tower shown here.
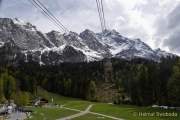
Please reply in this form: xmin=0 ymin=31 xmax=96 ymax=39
xmin=95 ymin=0 xmax=113 ymax=82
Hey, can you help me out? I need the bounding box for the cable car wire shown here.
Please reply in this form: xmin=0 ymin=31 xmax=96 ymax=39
xmin=96 ymin=0 xmax=106 ymax=32
xmin=35 ymin=0 xmax=68 ymax=32
xmin=28 ymin=0 xmax=68 ymax=33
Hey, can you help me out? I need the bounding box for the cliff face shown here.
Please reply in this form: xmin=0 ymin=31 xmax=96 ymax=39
xmin=0 ymin=18 xmax=175 ymax=65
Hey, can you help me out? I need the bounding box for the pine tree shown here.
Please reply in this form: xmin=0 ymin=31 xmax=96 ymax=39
xmin=0 ymin=77 xmax=5 ymax=102
xmin=1 ymin=72 xmax=17 ymax=100
xmin=64 ymin=78 xmax=72 ymax=96
xmin=168 ymin=60 xmax=180 ymax=106
xmin=86 ymin=81 xmax=97 ymax=101
xmin=12 ymin=91 xmax=30 ymax=106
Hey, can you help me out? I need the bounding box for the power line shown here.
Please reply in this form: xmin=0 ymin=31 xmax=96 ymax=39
xmin=98 ymin=0 xmax=105 ymax=30
xmin=28 ymin=0 xmax=68 ymax=33
xmin=100 ymin=0 xmax=106 ymax=30
xmin=28 ymin=0 xmax=64 ymax=32
xmin=32 ymin=0 xmax=67 ymax=33
xmin=96 ymin=0 xmax=106 ymax=32
xmin=30 ymin=0 xmax=66 ymax=32
xmin=96 ymin=0 xmax=104 ymax=32
xmin=35 ymin=0 xmax=68 ymax=33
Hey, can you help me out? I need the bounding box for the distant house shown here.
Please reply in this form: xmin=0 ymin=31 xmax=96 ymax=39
xmin=34 ymin=98 xmax=49 ymax=107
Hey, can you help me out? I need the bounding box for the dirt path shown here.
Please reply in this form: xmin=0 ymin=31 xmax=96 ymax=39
xmin=57 ymin=104 xmax=124 ymax=120
xmin=57 ymin=104 xmax=93 ymax=120
xmin=90 ymin=111 xmax=123 ymax=120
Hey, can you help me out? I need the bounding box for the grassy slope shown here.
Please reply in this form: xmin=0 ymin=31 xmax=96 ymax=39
xmin=37 ymin=88 xmax=91 ymax=110
xmin=27 ymin=88 xmax=88 ymax=120
xmin=91 ymin=103 xmax=180 ymax=120
xmin=30 ymin=88 xmax=180 ymax=120
xmin=28 ymin=107 xmax=77 ymax=120
xmin=72 ymin=113 xmax=114 ymax=120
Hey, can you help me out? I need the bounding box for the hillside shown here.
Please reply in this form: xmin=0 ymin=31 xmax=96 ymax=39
xmin=27 ymin=88 xmax=180 ymax=120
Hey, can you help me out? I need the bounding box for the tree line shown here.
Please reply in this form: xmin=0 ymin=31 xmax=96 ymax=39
xmin=0 ymin=57 xmax=180 ymax=106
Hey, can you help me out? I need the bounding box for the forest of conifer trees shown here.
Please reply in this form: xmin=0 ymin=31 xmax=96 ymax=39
xmin=0 ymin=57 xmax=180 ymax=107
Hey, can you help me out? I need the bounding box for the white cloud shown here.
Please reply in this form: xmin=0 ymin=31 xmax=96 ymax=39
xmin=0 ymin=0 xmax=180 ymax=54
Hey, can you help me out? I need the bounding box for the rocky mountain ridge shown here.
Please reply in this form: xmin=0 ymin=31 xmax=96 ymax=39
xmin=0 ymin=18 xmax=176 ymax=65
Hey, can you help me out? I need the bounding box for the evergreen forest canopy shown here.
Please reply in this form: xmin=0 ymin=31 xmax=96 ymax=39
xmin=0 ymin=57 xmax=180 ymax=107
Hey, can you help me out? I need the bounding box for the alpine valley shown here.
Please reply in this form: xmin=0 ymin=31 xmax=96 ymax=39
xmin=1 ymin=17 xmax=180 ymax=116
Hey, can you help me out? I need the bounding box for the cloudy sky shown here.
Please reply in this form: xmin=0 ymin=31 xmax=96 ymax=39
xmin=0 ymin=0 xmax=180 ymax=54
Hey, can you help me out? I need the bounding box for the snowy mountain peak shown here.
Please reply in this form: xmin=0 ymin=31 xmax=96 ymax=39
xmin=155 ymin=48 xmax=176 ymax=58
xmin=68 ymin=31 xmax=79 ymax=36
xmin=48 ymin=30 xmax=61 ymax=35
xmin=155 ymin=48 xmax=162 ymax=52
xmin=101 ymin=29 xmax=121 ymax=36
xmin=0 ymin=18 xmax=177 ymax=64
xmin=13 ymin=18 xmax=37 ymax=31
xmin=82 ymin=29 xmax=95 ymax=35
xmin=0 ymin=18 xmax=13 ymax=24
xmin=13 ymin=18 xmax=26 ymax=25
xmin=134 ymin=38 xmax=142 ymax=42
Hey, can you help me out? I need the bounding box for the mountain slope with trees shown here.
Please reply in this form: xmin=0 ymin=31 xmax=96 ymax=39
xmin=0 ymin=56 xmax=180 ymax=106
